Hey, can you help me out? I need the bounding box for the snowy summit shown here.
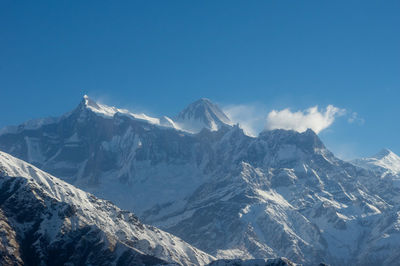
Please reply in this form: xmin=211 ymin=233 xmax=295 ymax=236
xmin=352 ymin=148 xmax=400 ymax=176
xmin=176 ymin=98 xmax=233 ymax=133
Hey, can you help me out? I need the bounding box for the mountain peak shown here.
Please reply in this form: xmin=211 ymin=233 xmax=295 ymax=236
xmin=352 ymin=148 xmax=400 ymax=174
xmin=82 ymin=94 xmax=99 ymax=109
xmin=373 ymin=148 xmax=396 ymax=159
xmin=78 ymin=95 xmax=125 ymax=117
xmin=195 ymin=97 xmax=213 ymax=104
xmin=176 ymin=98 xmax=232 ymax=132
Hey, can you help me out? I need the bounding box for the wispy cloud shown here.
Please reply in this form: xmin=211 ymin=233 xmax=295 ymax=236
xmin=223 ymin=103 xmax=268 ymax=137
xmin=347 ymin=112 xmax=365 ymax=125
xmin=265 ymin=105 xmax=345 ymax=134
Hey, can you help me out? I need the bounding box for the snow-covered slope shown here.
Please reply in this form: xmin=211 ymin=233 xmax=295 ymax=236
xmin=82 ymin=95 xmax=164 ymax=126
xmin=352 ymin=148 xmax=400 ymax=176
xmin=146 ymin=128 xmax=400 ymax=265
xmin=1 ymin=96 xmax=400 ymax=265
xmin=0 ymin=151 xmax=214 ymax=265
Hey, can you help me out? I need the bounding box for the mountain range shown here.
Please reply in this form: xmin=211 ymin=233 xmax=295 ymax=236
xmin=1 ymin=96 xmax=400 ymax=265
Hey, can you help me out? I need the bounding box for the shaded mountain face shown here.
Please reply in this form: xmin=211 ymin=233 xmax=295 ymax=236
xmin=1 ymin=97 xmax=400 ymax=265
xmin=0 ymin=151 xmax=214 ymax=266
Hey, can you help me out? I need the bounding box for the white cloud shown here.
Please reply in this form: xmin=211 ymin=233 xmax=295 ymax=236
xmin=223 ymin=104 xmax=268 ymax=137
xmin=265 ymin=105 xmax=345 ymax=134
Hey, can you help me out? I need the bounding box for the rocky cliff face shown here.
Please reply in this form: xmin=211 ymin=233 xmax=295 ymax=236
xmin=1 ymin=97 xmax=400 ymax=265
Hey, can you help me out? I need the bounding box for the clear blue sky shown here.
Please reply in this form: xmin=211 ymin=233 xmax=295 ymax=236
xmin=1 ymin=1 xmax=399 ymax=159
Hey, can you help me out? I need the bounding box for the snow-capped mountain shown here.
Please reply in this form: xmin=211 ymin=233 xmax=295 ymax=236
xmin=1 ymin=96 xmax=400 ymax=265
xmin=352 ymin=148 xmax=400 ymax=176
xmin=175 ymin=98 xmax=233 ymax=132
xmin=0 ymin=150 xmax=214 ymax=265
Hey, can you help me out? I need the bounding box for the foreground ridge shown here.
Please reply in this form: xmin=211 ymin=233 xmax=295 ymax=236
xmin=207 ymin=257 xmax=298 ymax=266
xmin=0 ymin=151 xmax=214 ymax=265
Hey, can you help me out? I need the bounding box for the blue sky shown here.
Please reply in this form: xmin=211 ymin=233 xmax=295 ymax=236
xmin=1 ymin=1 xmax=399 ymax=159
